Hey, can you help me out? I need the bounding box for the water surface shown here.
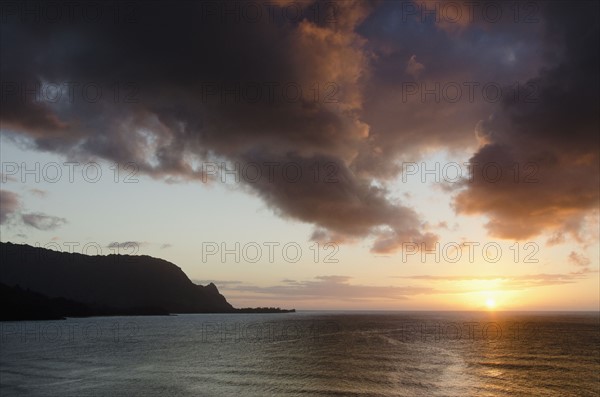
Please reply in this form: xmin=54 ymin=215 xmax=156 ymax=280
xmin=1 ymin=312 xmax=598 ymax=396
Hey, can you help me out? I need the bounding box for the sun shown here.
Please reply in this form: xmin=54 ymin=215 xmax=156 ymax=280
xmin=485 ymin=298 xmax=496 ymax=310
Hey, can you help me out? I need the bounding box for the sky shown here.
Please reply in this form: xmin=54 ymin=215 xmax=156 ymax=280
xmin=0 ymin=0 xmax=598 ymax=310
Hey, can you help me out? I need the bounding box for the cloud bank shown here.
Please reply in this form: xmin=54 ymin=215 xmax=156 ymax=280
xmin=1 ymin=1 xmax=597 ymax=249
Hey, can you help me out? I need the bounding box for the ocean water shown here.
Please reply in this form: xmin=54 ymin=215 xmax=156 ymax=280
xmin=0 ymin=312 xmax=598 ymax=396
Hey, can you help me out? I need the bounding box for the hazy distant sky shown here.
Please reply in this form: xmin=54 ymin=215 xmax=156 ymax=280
xmin=1 ymin=0 xmax=598 ymax=310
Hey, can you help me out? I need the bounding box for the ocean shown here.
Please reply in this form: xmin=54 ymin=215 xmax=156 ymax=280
xmin=1 ymin=312 xmax=598 ymax=396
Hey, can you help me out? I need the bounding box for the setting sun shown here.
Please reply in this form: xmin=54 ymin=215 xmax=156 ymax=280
xmin=486 ymin=298 xmax=497 ymax=310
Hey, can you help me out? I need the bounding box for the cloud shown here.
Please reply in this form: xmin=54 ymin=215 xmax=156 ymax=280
xmin=453 ymin=2 xmax=599 ymax=241
xmin=348 ymin=1 xmax=548 ymax=179
xmin=219 ymin=275 xmax=435 ymax=302
xmin=212 ymin=269 xmax=597 ymax=305
xmin=2 ymin=2 xmax=421 ymax=252
xmin=21 ymin=212 xmax=67 ymax=230
xmin=106 ymin=241 xmax=145 ymax=249
xmin=396 ymin=270 xmax=595 ymax=291
xmin=568 ymin=251 xmax=591 ymax=267
xmin=237 ymin=153 xmax=437 ymax=252
xmin=1 ymin=190 xmax=67 ymax=231
xmin=405 ymin=55 xmax=424 ymax=79
xmin=29 ymin=188 xmax=48 ymax=198
xmin=0 ymin=190 xmax=20 ymax=224
xmin=0 ymin=1 xmax=426 ymax=253
xmin=0 ymin=1 xmax=597 ymax=251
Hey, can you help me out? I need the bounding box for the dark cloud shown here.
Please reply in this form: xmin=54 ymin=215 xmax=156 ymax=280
xmin=0 ymin=0 xmax=429 ymax=252
xmin=235 ymin=152 xmax=437 ymax=252
xmin=453 ymin=1 xmax=600 ymax=240
xmin=1 ymin=1 xmax=597 ymax=249
xmin=351 ymin=0 xmax=549 ymax=178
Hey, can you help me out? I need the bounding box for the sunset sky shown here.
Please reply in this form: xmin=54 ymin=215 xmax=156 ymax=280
xmin=0 ymin=0 xmax=598 ymax=310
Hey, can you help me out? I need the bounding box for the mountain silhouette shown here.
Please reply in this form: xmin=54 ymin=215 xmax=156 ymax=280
xmin=1 ymin=283 xmax=96 ymax=320
xmin=0 ymin=242 xmax=234 ymax=315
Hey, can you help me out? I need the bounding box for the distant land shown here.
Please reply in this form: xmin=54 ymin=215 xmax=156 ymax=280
xmin=0 ymin=242 xmax=294 ymax=321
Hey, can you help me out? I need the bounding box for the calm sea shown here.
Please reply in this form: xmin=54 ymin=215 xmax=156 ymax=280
xmin=1 ymin=312 xmax=598 ymax=396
